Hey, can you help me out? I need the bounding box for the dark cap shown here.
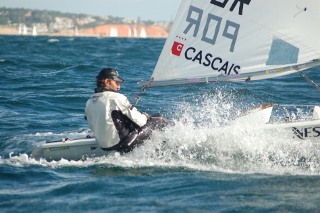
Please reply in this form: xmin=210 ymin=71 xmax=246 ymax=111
xmin=97 ymin=68 xmax=125 ymax=83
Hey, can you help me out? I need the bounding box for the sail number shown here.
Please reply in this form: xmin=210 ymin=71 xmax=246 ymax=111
xmin=184 ymin=5 xmax=240 ymax=52
xmin=292 ymin=127 xmax=320 ymax=140
xmin=210 ymin=0 xmax=251 ymax=16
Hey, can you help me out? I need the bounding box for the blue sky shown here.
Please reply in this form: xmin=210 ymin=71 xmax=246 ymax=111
xmin=0 ymin=0 xmax=182 ymax=22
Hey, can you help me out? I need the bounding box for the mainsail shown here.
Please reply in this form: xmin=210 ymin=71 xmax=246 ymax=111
xmin=139 ymin=0 xmax=320 ymax=87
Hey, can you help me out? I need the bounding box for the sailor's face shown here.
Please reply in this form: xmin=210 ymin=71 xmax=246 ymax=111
xmin=104 ymin=79 xmax=120 ymax=91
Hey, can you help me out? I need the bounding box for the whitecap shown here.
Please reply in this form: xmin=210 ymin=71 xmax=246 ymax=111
xmin=47 ymin=38 xmax=60 ymax=43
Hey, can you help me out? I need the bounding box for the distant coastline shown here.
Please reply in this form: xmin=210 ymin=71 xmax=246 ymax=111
xmin=0 ymin=7 xmax=171 ymax=38
xmin=0 ymin=24 xmax=169 ymax=38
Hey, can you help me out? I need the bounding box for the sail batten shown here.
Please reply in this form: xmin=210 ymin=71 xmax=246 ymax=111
xmin=145 ymin=0 xmax=320 ymax=88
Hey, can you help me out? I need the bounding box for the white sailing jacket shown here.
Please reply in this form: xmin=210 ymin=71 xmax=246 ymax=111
xmin=85 ymin=90 xmax=148 ymax=148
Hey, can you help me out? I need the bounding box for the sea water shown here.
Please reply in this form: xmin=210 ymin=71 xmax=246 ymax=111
xmin=0 ymin=35 xmax=320 ymax=212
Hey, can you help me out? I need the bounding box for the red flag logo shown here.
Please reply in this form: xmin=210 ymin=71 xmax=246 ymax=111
xmin=171 ymin=41 xmax=184 ymax=56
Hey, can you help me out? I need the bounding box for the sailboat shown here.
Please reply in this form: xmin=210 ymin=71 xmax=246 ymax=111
xmin=75 ymin=26 xmax=79 ymax=36
xmin=110 ymin=27 xmax=118 ymax=37
xmin=31 ymin=0 xmax=320 ymax=161
xmin=140 ymin=28 xmax=147 ymax=38
xmin=133 ymin=27 xmax=138 ymax=37
xmin=23 ymin=25 xmax=27 ymax=35
xmin=32 ymin=26 xmax=37 ymax=36
xmin=18 ymin=24 xmax=22 ymax=35
xmin=128 ymin=27 xmax=132 ymax=37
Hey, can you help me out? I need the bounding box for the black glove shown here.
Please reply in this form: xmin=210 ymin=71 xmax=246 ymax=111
xmin=142 ymin=112 xmax=151 ymax=120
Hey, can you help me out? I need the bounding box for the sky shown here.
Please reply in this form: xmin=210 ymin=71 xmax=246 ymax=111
xmin=0 ymin=0 xmax=182 ymax=22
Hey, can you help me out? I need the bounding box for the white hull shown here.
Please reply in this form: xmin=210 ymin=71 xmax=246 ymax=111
xmin=31 ymin=117 xmax=173 ymax=161
xmin=32 ymin=119 xmax=320 ymax=162
xmin=31 ymin=106 xmax=320 ymax=161
xmin=265 ymin=120 xmax=320 ymax=142
xmin=235 ymin=104 xmax=320 ymax=142
xmin=31 ymin=137 xmax=108 ymax=161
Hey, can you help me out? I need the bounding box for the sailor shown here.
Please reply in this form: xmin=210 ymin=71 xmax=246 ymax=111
xmin=85 ymin=68 xmax=151 ymax=152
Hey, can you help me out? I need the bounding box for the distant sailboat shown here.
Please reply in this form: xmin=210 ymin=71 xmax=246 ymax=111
xmin=75 ymin=26 xmax=79 ymax=36
xmin=110 ymin=27 xmax=118 ymax=37
xmin=140 ymin=28 xmax=147 ymax=38
xmin=128 ymin=28 xmax=132 ymax=37
xmin=133 ymin=27 xmax=138 ymax=37
xmin=18 ymin=24 xmax=22 ymax=35
xmin=32 ymin=26 xmax=37 ymax=36
xmin=23 ymin=25 xmax=27 ymax=35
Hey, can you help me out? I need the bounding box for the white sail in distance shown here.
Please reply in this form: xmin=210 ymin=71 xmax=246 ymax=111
xmin=110 ymin=27 xmax=118 ymax=37
xmin=32 ymin=26 xmax=37 ymax=36
xmin=133 ymin=28 xmax=138 ymax=37
xmin=75 ymin=26 xmax=79 ymax=36
xmin=23 ymin=25 xmax=27 ymax=35
xmin=139 ymin=0 xmax=320 ymax=87
xmin=18 ymin=24 xmax=22 ymax=34
xmin=140 ymin=28 xmax=147 ymax=38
